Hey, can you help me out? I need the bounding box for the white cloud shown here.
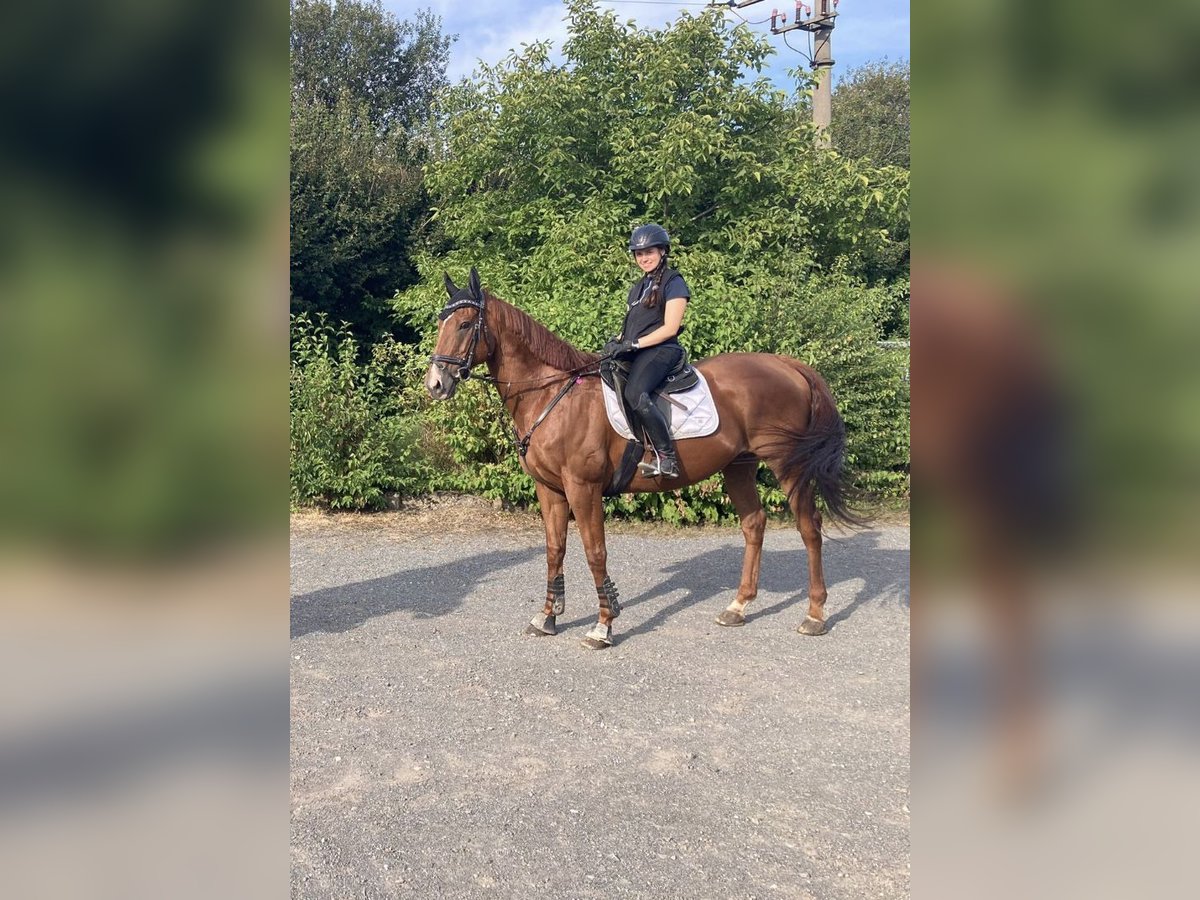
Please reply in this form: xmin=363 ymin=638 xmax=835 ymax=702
xmin=448 ymin=4 xmax=575 ymax=81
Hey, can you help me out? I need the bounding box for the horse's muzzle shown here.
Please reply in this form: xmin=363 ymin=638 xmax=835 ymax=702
xmin=424 ymin=361 xmax=458 ymax=400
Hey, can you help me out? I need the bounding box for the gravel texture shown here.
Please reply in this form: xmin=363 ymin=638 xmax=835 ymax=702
xmin=290 ymin=505 xmax=909 ymax=899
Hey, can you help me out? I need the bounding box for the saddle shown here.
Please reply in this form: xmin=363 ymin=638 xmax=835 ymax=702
xmin=598 ymin=352 xmax=717 ymax=497
xmin=598 ymin=351 xmax=699 ymax=396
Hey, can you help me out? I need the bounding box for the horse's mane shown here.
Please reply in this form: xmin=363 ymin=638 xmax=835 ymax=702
xmin=488 ymin=292 xmax=600 ymax=372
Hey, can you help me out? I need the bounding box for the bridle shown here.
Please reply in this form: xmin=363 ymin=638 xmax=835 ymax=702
xmin=430 ymin=287 xmax=489 ymax=381
xmin=429 ymin=278 xmax=603 ymax=457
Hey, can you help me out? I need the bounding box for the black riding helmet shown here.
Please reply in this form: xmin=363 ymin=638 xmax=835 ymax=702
xmin=628 ymin=223 xmax=670 ymax=254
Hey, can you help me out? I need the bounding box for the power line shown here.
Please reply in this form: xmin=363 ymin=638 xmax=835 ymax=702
xmin=781 ymin=31 xmax=814 ymax=66
xmin=708 ymin=0 xmax=838 ymax=145
xmin=726 ymin=7 xmax=775 ymax=26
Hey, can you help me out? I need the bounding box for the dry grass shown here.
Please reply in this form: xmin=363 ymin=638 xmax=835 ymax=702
xmin=289 ymin=493 xmax=541 ymax=537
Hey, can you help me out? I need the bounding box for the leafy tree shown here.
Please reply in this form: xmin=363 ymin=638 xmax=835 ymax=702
xmin=420 ymin=2 xmax=905 ymax=280
xmin=290 ymin=0 xmax=450 ymax=134
xmin=290 ymin=0 xmax=452 ymax=343
xmin=831 ymin=59 xmax=910 ymax=170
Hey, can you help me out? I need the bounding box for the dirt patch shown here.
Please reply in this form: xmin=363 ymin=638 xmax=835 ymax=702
xmin=290 ymin=493 xmax=541 ymax=537
xmin=290 ymin=518 xmax=911 ymax=899
xmin=290 ymin=492 xmax=909 ymax=538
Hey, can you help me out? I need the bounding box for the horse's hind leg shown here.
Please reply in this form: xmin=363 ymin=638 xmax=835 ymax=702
xmin=792 ymin=483 xmax=829 ymax=635
xmin=525 ymin=482 xmax=569 ymax=637
xmin=716 ymin=459 xmax=765 ymax=627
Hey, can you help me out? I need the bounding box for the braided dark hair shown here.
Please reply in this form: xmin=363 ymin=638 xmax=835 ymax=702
xmin=644 ymin=253 xmax=669 ymax=309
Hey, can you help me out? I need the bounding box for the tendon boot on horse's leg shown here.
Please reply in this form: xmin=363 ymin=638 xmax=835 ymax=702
xmin=525 ymin=574 xmax=565 ymax=636
xmin=528 ymin=483 xmax=569 ymax=637
xmin=581 ymin=577 xmax=621 ymax=649
xmin=633 ymin=393 xmax=679 ymax=478
xmin=564 ymin=482 xmax=620 ymax=650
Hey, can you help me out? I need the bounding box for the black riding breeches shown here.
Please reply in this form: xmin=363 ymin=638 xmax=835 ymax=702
xmin=622 ymin=343 xmax=685 ymax=408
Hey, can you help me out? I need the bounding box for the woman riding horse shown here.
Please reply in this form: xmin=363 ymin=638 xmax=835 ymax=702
xmin=426 ymin=267 xmax=859 ymax=648
xmin=602 ymin=224 xmax=690 ymax=478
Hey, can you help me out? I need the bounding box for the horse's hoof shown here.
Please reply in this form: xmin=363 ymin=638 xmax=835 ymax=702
xmin=715 ymin=609 xmax=745 ymax=627
xmin=525 ymin=613 xmax=556 ymax=636
xmin=798 ymin=616 xmax=827 ymax=636
xmin=580 ymin=623 xmax=612 ymax=649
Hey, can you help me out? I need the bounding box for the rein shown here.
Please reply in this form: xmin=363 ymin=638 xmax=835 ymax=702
xmin=508 ymin=372 xmax=589 ymax=458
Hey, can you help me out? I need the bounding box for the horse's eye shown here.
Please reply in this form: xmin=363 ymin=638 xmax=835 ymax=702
xmin=458 ymin=320 xmax=472 ymax=331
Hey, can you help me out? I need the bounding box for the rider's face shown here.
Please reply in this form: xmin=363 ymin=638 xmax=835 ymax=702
xmin=633 ymin=247 xmax=664 ymax=273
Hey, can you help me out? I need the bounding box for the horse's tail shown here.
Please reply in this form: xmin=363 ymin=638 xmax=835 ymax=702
xmin=771 ymin=359 xmax=868 ymax=528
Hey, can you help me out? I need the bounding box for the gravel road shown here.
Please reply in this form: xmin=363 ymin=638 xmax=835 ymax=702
xmin=290 ymin=507 xmax=909 ymax=899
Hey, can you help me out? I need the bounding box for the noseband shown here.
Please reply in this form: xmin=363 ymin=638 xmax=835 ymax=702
xmin=431 ymin=290 xmax=488 ymax=381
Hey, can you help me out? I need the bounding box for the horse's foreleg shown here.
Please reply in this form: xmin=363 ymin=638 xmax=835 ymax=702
xmin=525 ymin=482 xmax=570 ymax=637
xmin=716 ymin=460 xmax=765 ymax=627
xmin=563 ymin=480 xmax=619 ymax=649
xmin=793 ymin=484 xmax=828 ymax=636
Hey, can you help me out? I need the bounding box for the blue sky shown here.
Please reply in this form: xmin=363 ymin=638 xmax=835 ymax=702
xmin=384 ymin=0 xmax=908 ymax=90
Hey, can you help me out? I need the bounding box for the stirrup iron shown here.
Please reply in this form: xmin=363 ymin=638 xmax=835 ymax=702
xmin=637 ymin=446 xmax=678 ymax=478
xmin=637 ymin=448 xmax=661 ymax=477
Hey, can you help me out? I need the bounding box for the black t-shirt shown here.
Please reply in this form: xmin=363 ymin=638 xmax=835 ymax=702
xmin=622 ymin=271 xmax=690 ymax=344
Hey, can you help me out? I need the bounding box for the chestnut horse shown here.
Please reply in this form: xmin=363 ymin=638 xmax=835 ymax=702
xmin=425 ymin=268 xmax=860 ymax=649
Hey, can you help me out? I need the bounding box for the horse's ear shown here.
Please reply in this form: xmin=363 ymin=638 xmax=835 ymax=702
xmin=443 ymin=272 xmax=458 ymax=298
xmin=468 ymin=267 xmax=481 ymax=299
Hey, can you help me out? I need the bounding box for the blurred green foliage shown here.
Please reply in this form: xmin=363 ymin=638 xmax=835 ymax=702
xmin=0 ymin=0 xmax=285 ymax=557
xmin=916 ymin=7 xmax=1200 ymax=899
xmin=916 ymin=0 xmax=1200 ymax=554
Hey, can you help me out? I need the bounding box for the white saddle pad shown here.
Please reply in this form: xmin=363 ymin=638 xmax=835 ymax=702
xmin=601 ymin=369 xmax=720 ymax=441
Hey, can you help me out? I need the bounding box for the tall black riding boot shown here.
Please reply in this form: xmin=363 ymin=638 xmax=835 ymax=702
xmin=633 ymin=393 xmax=680 ymax=478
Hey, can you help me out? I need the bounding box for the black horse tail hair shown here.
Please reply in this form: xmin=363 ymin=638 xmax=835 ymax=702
xmin=771 ymin=361 xmax=869 ymax=529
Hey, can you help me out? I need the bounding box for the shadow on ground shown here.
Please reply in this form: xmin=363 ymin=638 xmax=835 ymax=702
xmin=562 ymin=529 xmax=909 ymax=641
xmin=290 ymin=547 xmax=542 ymax=639
xmin=291 ymin=526 xmax=907 ymax=643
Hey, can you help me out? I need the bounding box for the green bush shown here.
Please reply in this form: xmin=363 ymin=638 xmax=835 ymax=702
xmin=294 ymin=267 xmax=908 ymax=518
xmin=290 ymin=313 xmax=433 ymax=509
xmin=749 ymin=267 xmax=910 ymax=498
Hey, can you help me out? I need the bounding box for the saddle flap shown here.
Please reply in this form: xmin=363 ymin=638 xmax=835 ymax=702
xmin=600 ymin=369 xmax=720 ymax=443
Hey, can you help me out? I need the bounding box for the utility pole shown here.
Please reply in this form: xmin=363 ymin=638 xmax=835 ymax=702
xmin=718 ymin=0 xmax=839 ymax=148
